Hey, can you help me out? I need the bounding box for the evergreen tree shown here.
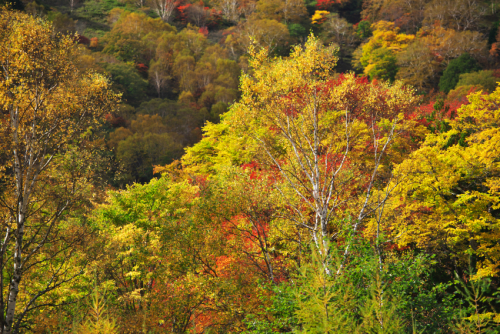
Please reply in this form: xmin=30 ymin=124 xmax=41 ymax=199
xmin=439 ymin=53 xmax=481 ymax=93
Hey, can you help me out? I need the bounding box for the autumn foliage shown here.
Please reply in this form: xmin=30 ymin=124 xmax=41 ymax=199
xmin=4 ymin=0 xmax=500 ymax=332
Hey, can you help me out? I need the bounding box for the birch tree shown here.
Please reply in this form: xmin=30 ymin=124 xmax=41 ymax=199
xmin=148 ymin=0 xmax=177 ymax=22
xmin=0 ymin=9 xmax=118 ymax=333
xmin=230 ymin=37 xmax=420 ymax=274
xmin=212 ymin=0 xmax=240 ymax=23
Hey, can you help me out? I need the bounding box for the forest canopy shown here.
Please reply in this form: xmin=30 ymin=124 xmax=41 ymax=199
xmin=2 ymin=0 xmax=500 ymax=333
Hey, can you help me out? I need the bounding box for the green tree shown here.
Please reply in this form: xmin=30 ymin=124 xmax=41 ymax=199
xmin=356 ymin=20 xmax=372 ymax=39
xmin=439 ymin=53 xmax=481 ymax=93
xmin=456 ymin=70 xmax=498 ymax=93
xmin=110 ymin=114 xmax=182 ymax=182
xmin=90 ymin=176 xmax=205 ymax=332
xmin=104 ymin=62 xmax=148 ymax=106
xmin=365 ymin=47 xmax=398 ymax=81
xmin=46 ymin=11 xmax=77 ymax=35
xmin=251 ymin=239 xmax=447 ymax=333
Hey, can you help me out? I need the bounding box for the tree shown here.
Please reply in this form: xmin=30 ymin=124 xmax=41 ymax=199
xmin=46 ymin=11 xmax=77 ymax=35
xmin=321 ymin=13 xmax=359 ymax=50
xmin=365 ymin=47 xmax=399 ymax=81
xmin=102 ymin=11 xmax=176 ymax=63
xmin=135 ymin=99 xmax=206 ymax=144
xmin=147 ymin=0 xmax=178 ymax=22
xmin=212 ymin=0 xmax=240 ymax=22
xmin=148 ymin=59 xmax=170 ymax=98
xmin=255 ymin=0 xmax=284 ymax=21
xmin=223 ymin=18 xmax=290 ymax=56
xmin=174 ymin=55 xmax=197 ymax=92
xmin=311 ymin=10 xmax=329 ymax=25
xmin=109 ymin=115 xmax=183 ymax=182
xmin=25 ymin=2 xmax=45 ymax=18
xmin=185 ymin=36 xmax=421 ymax=274
xmin=439 ymin=53 xmax=481 ymax=93
xmin=104 ymin=62 xmax=148 ymax=106
xmin=356 ymin=20 xmax=372 ymax=39
xmin=199 ymin=166 xmax=297 ymax=284
xmin=0 ymin=9 xmax=118 ymax=334
xmin=455 ymin=70 xmax=498 ymax=93
xmin=396 ymin=40 xmax=440 ymax=89
xmin=282 ymin=0 xmax=308 ymax=23
xmin=417 ymin=25 xmax=487 ymax=63
xmin=361 ymin=0 xmax=429 ymax=33
xmin=90 ymin=176 xmax=204 ymax=332
xmin=396 ymin=24 xmax=487 ymax=89
xmin=423 ymin=0 xmax=486 ymax=32
xmin=354 ymin=21 xmax=415 ymax=81
xmin=241 ymin=18 xmax=290 ymax=54
xmin=387 ymin=85 xmax=500 ymax=279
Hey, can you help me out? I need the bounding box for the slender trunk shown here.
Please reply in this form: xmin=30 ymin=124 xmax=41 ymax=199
xmin=3 ymin=220 xmax=23 ymax=334
xmin=3 ymin=104 xmax=25 ymax=334
xmin=0 ymin=227 xmax=10 ymax=331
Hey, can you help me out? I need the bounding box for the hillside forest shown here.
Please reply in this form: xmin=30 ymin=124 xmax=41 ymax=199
xmin=3 ymin=0 xmax=500 ymax=332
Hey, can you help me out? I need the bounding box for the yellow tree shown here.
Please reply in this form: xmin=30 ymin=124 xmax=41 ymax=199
xmin=254 ymin=0 xmax=306 ymax=23
xmin=185 ymin=36 xmax=421 ymax=274
xmin=224 ymin=18 xmax=290 ymax=56
xmin=387 ymin=85 xmax=500 ymax=279
xmin=354 ymin=21 xmax=415 ymax=81
xmin=0 ymin=9 xmax=118 ymax=334
xmin=396 ymin=25 xmax=487 ymax=89
xmin=417 ymin=25 xmax=487 ymax=62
